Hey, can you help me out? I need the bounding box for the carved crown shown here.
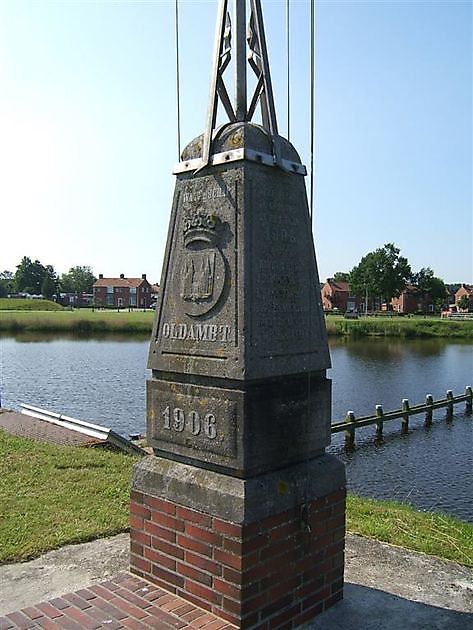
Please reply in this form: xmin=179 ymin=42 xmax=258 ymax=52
xmin=183 ymin=211 xmax=218 ymax=241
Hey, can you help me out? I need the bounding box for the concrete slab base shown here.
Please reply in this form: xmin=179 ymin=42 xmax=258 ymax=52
xmin=1 ymin=533 xmax=471 ymax=628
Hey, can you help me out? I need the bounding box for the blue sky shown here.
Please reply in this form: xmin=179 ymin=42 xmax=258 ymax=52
xmin=0 ymin=0 xmax=471 ymax=284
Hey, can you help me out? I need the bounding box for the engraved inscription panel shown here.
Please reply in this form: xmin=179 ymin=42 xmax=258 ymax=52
xmin=147 ymin=381 xmax=237 ymax=458
xmin=153 ymin=170 xmax=240 ymax=368
xmin=250 ymin=173 xmax=315 ymax=353
xmin=161 ymin=322 xmax=232 ymax=343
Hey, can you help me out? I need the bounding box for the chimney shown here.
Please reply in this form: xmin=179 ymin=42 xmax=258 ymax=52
xmin=99 ymin=274 xmax=103 ymax=279
xmin=142 ymin=273 xmax=146 ymax=279
xmin=120 ymin=273 xmax=125 ymax=279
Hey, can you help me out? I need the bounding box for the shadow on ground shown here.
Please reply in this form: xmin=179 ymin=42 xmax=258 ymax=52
xmin=305 ymin=582 xmax=472 ymax=630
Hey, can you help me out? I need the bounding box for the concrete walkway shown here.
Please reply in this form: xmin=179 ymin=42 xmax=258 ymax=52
xmin=0 ymin=533 xmax=471 ymax=628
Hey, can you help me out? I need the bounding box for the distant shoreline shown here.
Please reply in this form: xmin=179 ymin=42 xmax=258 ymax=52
xmin=0 ymin=309 xmax=472 ymax=339
xmin=324 ymin=314 xmax=473 ymax=339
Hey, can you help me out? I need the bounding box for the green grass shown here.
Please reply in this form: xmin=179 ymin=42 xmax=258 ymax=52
xmin=0 ymin=308 xmax=154 ymax=334
xmin=0 ymin=429 xmax=139 ymax=563
xmin=1 ymin=309 xmax=472 ymax=339
xmin=346 ymin=495 xmax=473 ymax=567
xmin=1 ymin=429 xmax=472 ymax=566
xmin=0 ymin=298 xmax=64 ymax=311
xmin=325 ymin=314 xmax=473 ymax=339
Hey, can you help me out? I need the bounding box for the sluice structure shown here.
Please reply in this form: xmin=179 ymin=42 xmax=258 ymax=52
xmin=131 ymin=1 xmax=346 ymax=627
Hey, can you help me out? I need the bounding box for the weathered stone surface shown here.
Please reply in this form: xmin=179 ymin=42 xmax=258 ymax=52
xmin=181 ymin=121 xmax=301 ymax=163
xmin=148 ymin=123 xmax=330 ymax=381
xmin=146 ymin=121 xmax=332 ymax=476
xmin=147 ymin=372 xmax=331 ymax=476
xmin=132 ymin=453 xmax=345 ymax=524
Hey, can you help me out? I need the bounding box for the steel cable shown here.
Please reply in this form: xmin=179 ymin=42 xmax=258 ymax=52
xmin=175 ymin=0 xmax=182 ymax=159
xmin=286 ymin=0 xmax=290 ymax=141
xmin=309 ymin=0 xmax=315 ymax=223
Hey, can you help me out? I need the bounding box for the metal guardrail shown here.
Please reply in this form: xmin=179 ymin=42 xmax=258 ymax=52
xmin=332 ymin=386 xmax=473 ymax=450
xmin=20 ymin=403 xmax=145 ymax=456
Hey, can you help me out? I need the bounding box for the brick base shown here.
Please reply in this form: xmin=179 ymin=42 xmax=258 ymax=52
xmin=130 ymin=486 xmax=345 ymax=629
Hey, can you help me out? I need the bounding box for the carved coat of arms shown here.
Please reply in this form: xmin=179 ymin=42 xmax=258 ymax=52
xmin=180 ymin=210 xmax=225 ymax=317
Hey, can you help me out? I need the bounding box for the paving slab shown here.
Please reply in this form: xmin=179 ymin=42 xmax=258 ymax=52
xmin=0 ymin=533 xmax=471 ymax=628
xmin=0 ymin=534 xmax=130 ymax=614
xmin=0 ymin=411 xmax=100 ymax=447
xmin=305 ymin=534 xmax=473 ymax=630
xmin=0 ymin=572 xmax=235 ymax=629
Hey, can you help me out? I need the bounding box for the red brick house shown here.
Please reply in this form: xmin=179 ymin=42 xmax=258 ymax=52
xmin=455 ymin=284 xmax=473 ymax=311
xmin=321 ymin=279 xmax=359 ymax=312
xmin=391 ymin=286 xmax=434 ymax=314
xmin=93 ymin=274 xmax=152 ymax=308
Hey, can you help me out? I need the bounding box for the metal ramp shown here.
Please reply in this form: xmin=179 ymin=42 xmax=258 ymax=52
xmin=19 ymin=404 xmax=145 ymax=456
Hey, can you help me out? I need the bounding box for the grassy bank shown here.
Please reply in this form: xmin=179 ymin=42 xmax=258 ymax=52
xmin=346 ymin=495 xmax=472 ymax=567
xmin=1 ymin=308 xmax=472 ymax=339
xmin=0 ymin=429 xmax=139 ymax=563
xmin=0 ymin=298 xmax=64 ymax=311
xmin=1 ymin=429 xmax=472 ymax=566
xmin=325 ymin=314 xmax=473 ymax=339
xmin=0 ymin=308 xmax=154 ymax=335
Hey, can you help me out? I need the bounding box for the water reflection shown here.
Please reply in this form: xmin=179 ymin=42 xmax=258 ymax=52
xmin=329 ymin=338 xmax=472 ymax=422
xmin=330 ymin=336 xmax=467 ymax=359
xmin=329 ymin=411 xmax=472 ymax=522
xmin=1 ymin=335 xmax=150 ymax=437
xmin=0 ymin=331 xmax=150 ymax=343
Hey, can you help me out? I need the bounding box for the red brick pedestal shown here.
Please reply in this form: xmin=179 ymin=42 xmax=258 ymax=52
xmin=130 ymin=455 xmax=346 ymax=629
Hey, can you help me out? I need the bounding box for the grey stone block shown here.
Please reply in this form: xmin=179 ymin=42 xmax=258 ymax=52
xmin=148 ymin=124 xmax=330 ymax=382
xmin=147 ymin=372 xmax=331 ymax=477
xmin=145 ymin=121 xmax=338 ymax=484
xmin=132 ymin=453 xmax=346 ymax=524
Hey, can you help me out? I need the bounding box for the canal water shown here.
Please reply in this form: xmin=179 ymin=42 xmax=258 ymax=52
xmin=1 ymin=334 xmax=472 ymax=521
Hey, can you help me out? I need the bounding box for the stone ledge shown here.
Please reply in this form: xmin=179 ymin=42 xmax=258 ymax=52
xmin=132 ymin=454 xmax=346 ymax=524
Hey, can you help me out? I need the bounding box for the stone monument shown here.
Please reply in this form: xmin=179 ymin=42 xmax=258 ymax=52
xmin=130 ymin=1 xmax=346 ymax=627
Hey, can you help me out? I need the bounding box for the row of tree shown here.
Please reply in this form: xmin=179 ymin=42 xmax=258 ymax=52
xmin=331 ymin=243 xmax=448 ymax=308
xmin=0 ymin=245 xmax=458 ymax=309
xmin=0 ymin=257 xmax=96 ymax=299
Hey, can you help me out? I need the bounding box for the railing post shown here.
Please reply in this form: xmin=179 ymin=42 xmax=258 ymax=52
xmin=466 ymin=386 xmax=472 ymax=416
xmin=401 ymin=399 xmax=409 ymax=435
xmin=424 ymin=394 xmax=433 ymax=427
xmin=446 ymin=390 xmax=454 ymax=422
xmin=344 ymin=411 xmax=356 ymax=451
xmin=375 ymin=404 xmax=384 ymax=444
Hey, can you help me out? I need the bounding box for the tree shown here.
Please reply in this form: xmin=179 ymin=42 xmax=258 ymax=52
xmin=428 ymin=277 xmax=448 ymax=311
xmin=14 ymin=257 xmax=46 ymax=294
xmin=41 ymin=275 xmax=56 ymax=299
xmin=410 ymin=267 xmax=447 ymax=311
xmin=13 ymin=258 xmax=60 ymax=297
xmin=41 ymin=265 xmax=59 ymax=299
xmin=60 ymin=266 xmax=96 ymax=293
xmin=349 ymin=243 xmax=411 ymax=305
xmin=333 ymin=272 xmax=350 ymax=282
xmin=0 ymin=270 xmax=14 ymax=297
xmin=457 ymin=295 xmax=470 ymax=312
